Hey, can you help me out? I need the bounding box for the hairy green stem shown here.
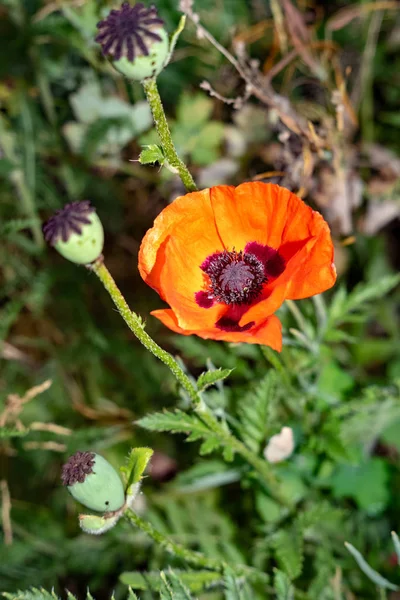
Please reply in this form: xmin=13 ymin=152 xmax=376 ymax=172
xmin=92 ymin=259 xmax=288 ymax=505
xmin=196 ymin=408 xmax=290 ymax=507
xmin=142 ymin=77 xmax=197 ymax=192
xmin=91 ymin=259 xmax=201 ymax=406
xmin=125 ymin=509 xmax=267 ymax=582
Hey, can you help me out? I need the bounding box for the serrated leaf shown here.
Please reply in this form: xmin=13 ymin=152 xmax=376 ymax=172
xmin=160 ymin=569 xmax=193 ymax=600
xmin=326 ymin=274 xmax=400 ymax=333
xmin=237 ymin=372 xmax=277 ymax=453
xmin=273 ymin=569 xmax=294 ymax=600
xmin=224 ymin=568 xmax=243 ymax=600
xmin=137 ymin=410 xmax=210 ymax=437
xmin=139 ymin=144 xmax=165 ymax=165
xmin=2 ymin=589 xmax=59 ymax=600
xmin=199 ymin=436 xmax=221 ymax=455
xmin=120 ymin=570 xmax=221 ymax=592
xmin=197 ymin=368 xmax=232 ymax=391
xmin=345 ymin=542 xmax=398 ymax=590
xmin=271 ymin=530 xmax=303 ymax=580
xmin=222 ymin=445 xmax=235 ymax=462
xmin=120 ymin=447 xmax=154 ymax=491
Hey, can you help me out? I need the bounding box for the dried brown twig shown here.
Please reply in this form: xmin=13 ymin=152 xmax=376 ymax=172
xmin=1 ymin=479 xmax=13 ymax=545
xmin=179 ymin=0 xmax=315 ymax=142
xmin=0 ymin=380 xmax=53 ymax=430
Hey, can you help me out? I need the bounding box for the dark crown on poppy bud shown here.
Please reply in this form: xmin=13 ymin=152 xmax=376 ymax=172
xmin=43 ymin=201 xmax=94 ymax=246
xmin=95 ymin=2 xmax=165 ymax=62
xmin=61 ymin=451 xmax=96 ymax=486
xmin=42 ymin=200 xmax=104 ymax=264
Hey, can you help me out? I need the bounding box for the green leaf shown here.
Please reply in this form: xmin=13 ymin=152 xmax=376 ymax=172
xmin=120 ymin=570 xmax=221 ymax=593
xmin=197 ymin=368 xmax=233 ymax=391
xmin=392 ymin=532 xmax=400 ymax=565
xmin=137 ymin=410 xmax=210 ymax=438
xmin=271 ymin=530 xmax=303 ymax=580
xmin=326 ymin=274 xmax=400 ymax=332
xmin=166 ymin=15 xmax=186 ymax=65
xmin=222 ymin=445 xmax=235 ymax=462
xmin=0 ymin=157 xmax=15 ymax=177
xmin=317 ymin=360 xmax=354 ymax=401
xmin=139 ymin=144 xmax=165 ymax=166
xmin=0 ymin=299 xmax=24 ymax=342
xmin=0 ymin=427 xmax=29 ymax=439
xmin=330 ymin=458 xmax=389 ymax=515
xmin=237 ymin=371 xmax=277 ymax=453
xmin=255 ymin=492 xmax=281 ymax=524
xmin=2 ymin=589 xmax=140 ymax=600
xmin=345 ymin=542 xmax=398 ymax=590
xmin=273 ymin=569 xmax=295 ymax=600
xmin=2 ymin=590 xmax=59 ymax=600
xmin=176 ymin=93 xmax=213 ymax=128
xmin=224 ymin=568 xmax=243 ymax=600
xmin=120 ymin=447 xmax=154 ymax=492
xmin=199 ymin=436 xmax=221 ymax=455
xmin=159 ymin=571 xmax=193 ymax=600
xmin=311 ymin=419 xmax=351 ymax=463
xmin=81 ymin=116 xmax=130 ymax=159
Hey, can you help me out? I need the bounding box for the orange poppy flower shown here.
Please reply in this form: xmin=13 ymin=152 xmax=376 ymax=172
xmin=139 ymin=182 xmax=336 ymax=350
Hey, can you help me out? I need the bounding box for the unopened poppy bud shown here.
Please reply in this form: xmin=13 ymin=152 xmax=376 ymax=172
xmin=95 ymin=2 xmax=169 ymax=81
xmin=61 ymin=451 xmax=125 ymax=513
xmin=42 ymin=201 xmax=104 ymax=264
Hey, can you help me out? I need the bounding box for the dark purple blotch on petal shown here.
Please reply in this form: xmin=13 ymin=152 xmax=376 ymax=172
xmin=195 ymin=291 xmax=215 ymax=309
xmin=215 ymin=315 xmax=255 ymax=333
xmin=244 ymin=242 xmax=285 ymax=278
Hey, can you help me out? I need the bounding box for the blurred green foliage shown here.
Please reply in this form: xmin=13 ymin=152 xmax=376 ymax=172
xmin=1 ymin=0 xmax=400 ymax=598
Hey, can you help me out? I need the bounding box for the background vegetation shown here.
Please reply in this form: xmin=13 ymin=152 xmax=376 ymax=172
xmin=1 ymin=0 xmax=400 ymax=598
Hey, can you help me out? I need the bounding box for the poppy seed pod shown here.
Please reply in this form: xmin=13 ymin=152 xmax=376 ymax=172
xmin=42 ymin=201 xmax=104 ymax=264
xmin=61 ymin=451 xmax=125 ymax=513
xmin=95 ymin=3 xmax=169 ymax=81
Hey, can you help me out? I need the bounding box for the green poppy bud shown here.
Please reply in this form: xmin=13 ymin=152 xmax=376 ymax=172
xmin=43 ymin=201 xmax=104 ymax=264
xmin=95 ymin=3 xmax=169 ymax=81
xmin=61 ymin=451 xmax=125 ymax=513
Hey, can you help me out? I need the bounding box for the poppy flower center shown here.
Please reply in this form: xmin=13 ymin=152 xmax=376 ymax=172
xmin=203 ymin=250 xmax=266 ymax=305
xmin=194 ymin=243 xmax=286 ymax=330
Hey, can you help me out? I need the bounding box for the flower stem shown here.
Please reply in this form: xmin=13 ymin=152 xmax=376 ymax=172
xmin=195 ymin=408 xmax=290 ymax=507
xmin=124 ymin=508 xmax=267 ymax=582
xmin=92 ymin=259 xmax=288 ymax=506
xmin=142 ymin=77 xmax=197 ymax=192
xmin=91 ymin=258 xmax=201 ymax=406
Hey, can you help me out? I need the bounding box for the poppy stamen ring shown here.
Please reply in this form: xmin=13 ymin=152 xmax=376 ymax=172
xmin=202 ymin=250 xmax=266 ymax=305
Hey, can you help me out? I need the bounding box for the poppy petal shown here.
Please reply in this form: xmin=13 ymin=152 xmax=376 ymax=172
xmin=138 ymin=188 xmax=223 ymax=298
xmin=158 ymin=234 xmax=226 ymax=330
xmin=151 ymin=308 xmax=282 ymax=350
xmin=285 ymin=222 xmax=336 ymax=299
